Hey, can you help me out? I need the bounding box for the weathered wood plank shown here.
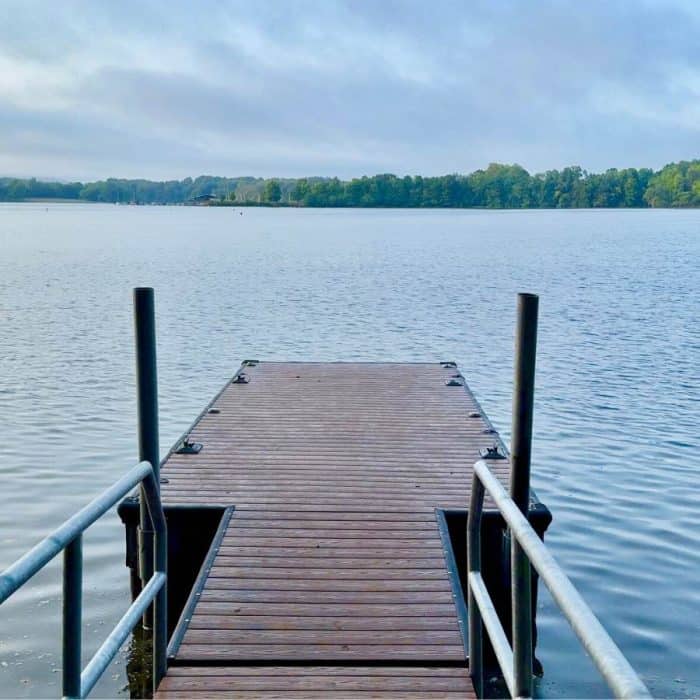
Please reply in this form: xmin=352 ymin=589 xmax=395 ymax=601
xmin=163 ymin=500 xmax=463 ymax=512
xmin=208 ymin=566 xmax=449 ymax=579
xmin=211 ymin=556 xmax=447 ymax=569
xmin=158 ymin=692 xmax=469 ymax=699
xmin=175 ymin=644 xmax=466 ymax=661
xmin=160 ymin=674 xmax=469 ymax=691
xmin=187 ymin=615 xmax=459 ymax=631
xmin=157 ymin=666 xmax=475 ymax=699
xmin=219 ymin=537 xmax=446 ymax=549
xmin=164 ymin=666 xmax=468 ymax=677
xmin=231 ymin=511 xmax=439 ymax=521
xmin=163 ymin=495 xmax=473 ymax=506
xmin=216 ymin=546 xmax=448 ymax=558
xmin=193 ymin=602 xmax=459 ymax=617
xmin=222 ymin=527 xmax=442 ymax=539
xmin=199 ymin=590 xmax=455 ymax=604
xmin=182 ymin=630 xmax=462 ymax=645
xmin=203 ymin=578 xmax=450 ymax=592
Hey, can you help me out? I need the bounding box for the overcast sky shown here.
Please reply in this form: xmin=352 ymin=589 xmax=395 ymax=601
xmin=1 ymin=0 xmax=699 ymax=181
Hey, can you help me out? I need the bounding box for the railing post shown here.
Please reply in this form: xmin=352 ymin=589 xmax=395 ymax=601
xmin=153 ymin=529 xmax=168 ymax=690
xmin=142 ymin=469 xmax=168 ymax=690
xmin=467 ymin=473 xmax=485 ymax=698
xmin=510 ymin=292 xmax=538 ymax=698
xmin=62 ymin=534 xmax=82 ymax=699
xmin=133 ymin=287 xmax=160 ymax=628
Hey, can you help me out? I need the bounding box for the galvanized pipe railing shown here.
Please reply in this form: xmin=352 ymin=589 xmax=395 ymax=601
xmin=0 ymin=461 xmax=167 ymax=698
xmin=468 ymin=293 xmax=649 ymax=699
xmin=467 ymin=460 xmax=651 ymax=699
xmin=0 ymin=288 xmax=166 ymax=698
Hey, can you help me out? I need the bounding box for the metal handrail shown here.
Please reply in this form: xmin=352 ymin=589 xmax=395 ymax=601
xmin=467 ymin=459 xmax=651 ymax=699
xmin=0 ymin=461 xmax=167 ymax=699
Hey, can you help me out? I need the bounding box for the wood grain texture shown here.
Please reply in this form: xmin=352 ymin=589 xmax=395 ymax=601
xmin=157 ymin=665 xmax=475 ymax=698
xmin=171 ymin=644 xmax=466 ymax=661
xmin=155 ymin=362 xmax=506 ymax=697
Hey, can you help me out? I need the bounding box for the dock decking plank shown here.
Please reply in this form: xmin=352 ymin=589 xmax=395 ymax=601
xmin=156 ymin=362 xmax=506 ymax=698
xmin=187 ymin=615 xmax=459 ymax=631
xmin=157 ymin=666 xmax=473 ymax=696
xmin=173 ymin=644 xmax=466 ymax=661
xmin=157 ymin=665 xmax=475 ymax=699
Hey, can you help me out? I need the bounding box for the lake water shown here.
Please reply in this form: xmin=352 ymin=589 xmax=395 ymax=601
xmin=0 ymin=204 xmax=698 ymax=698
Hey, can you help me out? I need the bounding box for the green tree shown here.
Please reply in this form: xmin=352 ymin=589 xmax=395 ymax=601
xmin=263 ymin=179 xmax=282 ymax=203
xmin=645 ymin=160 xmax=700 ymax=207
xmin=7 ymin=161 xmax=700 ymax=208
xmin=291 ymin=178 xmax=309 ymax=203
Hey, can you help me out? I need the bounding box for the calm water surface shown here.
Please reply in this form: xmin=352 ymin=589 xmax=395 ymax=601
xmin=0 ymin=205 xmax=698 ymax=698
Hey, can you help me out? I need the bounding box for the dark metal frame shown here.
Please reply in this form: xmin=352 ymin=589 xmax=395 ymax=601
xmin=435 ymin=508 xmax=470 ymax=660
xmin=167 ymin=505 xmax=235 ymax=661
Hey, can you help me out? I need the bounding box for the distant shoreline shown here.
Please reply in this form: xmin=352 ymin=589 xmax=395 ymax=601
xmin=3 ymin=159 xmax=699 ymax=208
xmin=6 ymin=199 xmax=684 ymax=211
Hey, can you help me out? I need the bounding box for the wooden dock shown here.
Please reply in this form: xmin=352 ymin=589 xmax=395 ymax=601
xmin=155 ymin=361 xmax=512 ymax=698
xmin=0 ymin=289 xmax=647 ymax=700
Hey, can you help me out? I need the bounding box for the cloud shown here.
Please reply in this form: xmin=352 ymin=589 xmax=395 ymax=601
xmin=0 ymin=0 xmax=699 ymax=179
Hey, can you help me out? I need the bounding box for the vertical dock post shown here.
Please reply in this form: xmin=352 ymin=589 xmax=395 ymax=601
xmin=133 ymin=287 xmax=160 ymax=627
xmin=62 ymin=534 xmax=82 ymax=699
xmin=510 ymin=292 xmax=538 ymax=698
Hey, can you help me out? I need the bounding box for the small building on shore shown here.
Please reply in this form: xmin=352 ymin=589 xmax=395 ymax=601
xmin=187 ymin=193 xmax=218 ymax=205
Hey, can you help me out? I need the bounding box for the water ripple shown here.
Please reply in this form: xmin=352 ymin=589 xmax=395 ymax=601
xmin=0 ymin=205 xmax=698 ymax=697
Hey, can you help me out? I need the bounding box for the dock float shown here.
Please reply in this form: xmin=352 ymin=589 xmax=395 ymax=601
xmin=154 ymin=361 xmax=507 ymax=698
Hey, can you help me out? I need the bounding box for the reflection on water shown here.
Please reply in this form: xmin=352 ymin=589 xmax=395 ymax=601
xmin=0 ymin=204 xmax=698 ymax=698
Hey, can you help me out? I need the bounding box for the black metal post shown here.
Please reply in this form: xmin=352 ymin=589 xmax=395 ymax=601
xmin=467 ymin=474 xmax=485 ymax=698
xmin=62 ymin=535 xmax=82 ymax=699
xmin=133 ymin=287 xmax=160 ymax=628
xmin=510 ymin=293 xmax=538 ymax=513
xmin=510 ymin=292 xmax=538 ymax=699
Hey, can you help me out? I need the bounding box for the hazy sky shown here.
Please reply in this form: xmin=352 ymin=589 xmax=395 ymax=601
xmin=1 ymin=0 xmax=699 ymax=180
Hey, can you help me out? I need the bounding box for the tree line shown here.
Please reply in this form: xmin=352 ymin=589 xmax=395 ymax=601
xmin=2 ymin=160 xmax=699 ymax=208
